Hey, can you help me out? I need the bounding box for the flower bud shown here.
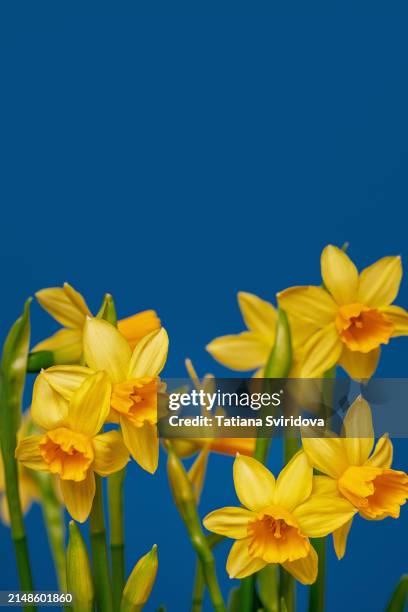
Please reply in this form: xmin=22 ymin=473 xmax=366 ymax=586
xmin=166 ymin=443 xmax=195 ymax=511
xmin=188 ymin=447 xmax=209 ymax=503
xmin=97 ymin=294 xmax=117 ymax=326
xmin=66 ymin=521 xmax=94 ymax=611
xmin=121 ymin=545 xmax=158 ymax=611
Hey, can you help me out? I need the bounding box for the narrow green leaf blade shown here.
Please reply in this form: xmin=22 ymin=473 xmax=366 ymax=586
xmin=386 ymin=575 xmax=408 ymax=612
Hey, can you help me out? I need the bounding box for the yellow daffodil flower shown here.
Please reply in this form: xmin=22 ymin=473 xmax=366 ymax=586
xmin=16 ymin=372 xmax=129 ymax=522
xmin=302 ymin=396 xmax=408 ymax=559
xmin=33 ymin=282 xmax=160 ymax=363
xmin=206 ymin=292 xmax=313 ymax=376
xmin=278 ymin=245 xmax=408 ymax=378
xmin=203 ymin=452 xmax=355 ymax=583
xmin=83 ymin=317 xmax=169 ymax=473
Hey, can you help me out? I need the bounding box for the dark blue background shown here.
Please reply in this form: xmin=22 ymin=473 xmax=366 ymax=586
xmin=1 ymin=4 xmax=407 ymax=611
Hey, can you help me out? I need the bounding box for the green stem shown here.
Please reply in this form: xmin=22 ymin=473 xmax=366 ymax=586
xmin=167 ymin=445 xmax=225 ymax=612
xmin=192 ymin=534 xmax=225 ymax=612
xmin=30 ymin=470 xmax=66 ymax=591
xmin=185 ymin=510 xmax=225 ymax=612
xmin=257 ymin=565 xmax=279 ymax=612
xmin=108 ymin=468 xmax=126 ymax=609
xmin=240 ymin=309 xmax=292 ymax=612
xmin=283 ymin=436 xmax=299 ymax=464
xmin=192 ymin=562 xmax=204 ymax=612
xmin=280 ymin=566 xmax=296 ymax=612
xmin=308 ymin=538 xmax=325 ymax=612
xmin=280 ymin=434 xmax=299 ymax=612
xmin=308 ymin=368 xmax=335 ymax=612
xmin=0 ymin=436 xmax=35 ymax=601
xmin=90 ymin=476 xmax=113 ymax=612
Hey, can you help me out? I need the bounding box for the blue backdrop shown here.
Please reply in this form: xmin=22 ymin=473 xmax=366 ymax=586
xmin=0 ymin=4 xmax=407 ymax=611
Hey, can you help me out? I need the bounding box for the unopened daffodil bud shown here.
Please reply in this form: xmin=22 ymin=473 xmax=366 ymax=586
xmin=97 ymin=293 xmax=117 ymax=326
xmin=66 ymin=521 xmax=94 ymax=611
xmin=121 ymin=545 xmax=158 ymax=611
xmin=166 ymin=442 xmax=195 ymax=511
xmin=188 ymin=446 xmax=210 ymax=504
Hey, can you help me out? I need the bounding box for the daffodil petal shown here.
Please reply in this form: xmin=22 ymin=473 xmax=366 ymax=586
xmin=203 ymin=507 xmax=254 ymax=539
xmin=226 ymin=539 xmax=267 ymax=579
xmin=382 ymin=305 xmax=408 ymax=337
xmin=120 ymin=419 xmax=159 ymax=474
xmin=289 ymin=316 xmax=320 ymax=351
xmin=208 ymin=438 xmax=256 ymax=456
xmin=237 ymin=292 xmax=276 ymax=340
xmin=312 ymin=475 xmax=339 ymax=496
xmin=60 ymin=472 xmax=95 ymax=523
xmin=35 ymin=283 xmax=91 ymax=328
xmin=118 ymin=310 xmax=161 ymax=350
xmin=83 ymin=317 xmax=131 ymax=383
xmin=282 ymin=545 xmax=318 ymax=585
xmin=31 ymin=371 xmax=70 ymax=430
xmin=358 ymin=256 xmax=402 ymax=308
xmin=321 ymin=245 xmax=359 ymax=305
xmin=32 ymin=328 xmax=83 ymax=363
xmin=300 ymin=324 xmax=343 ymax=377
xmin=277 ymin=285 xmax=337 ymax=326
xmin=15 ymin=474 xmax=38 ymax=521
xmin=366 ymin=434 xmax=393 ymax=469
xmin=15 ymin=435 xmax=48 ymax=471
xmin=0 ymin=495 xmax=11 ymax=524
xmin=68 ymin=372 xmax=111 ymax=437
xmin=302 ymin=434 xmax=348 ymax=478
xmin=274 ymin=451 xmax=312 ymax=511
xmin=342 ymin=396 xmax=374 ymax=465
xmin=339 ymin=346 xmax=380 ymax=380
xmin=233 ymin=455 xmax=275 ymax=511
xmin=206 ymin=332 xmax=271 ymax=371
xmin=293 ymin=495 xmax=356 ymax=538
xmin=332 ymin=518 xmax=353 ymax=560
xmin=41 ymin=365 xmax=94 ymax=401
xmin=93 ymin=431 xmax=129 ymax=476
xmin=128 ymin=328 xmax=169 ymax=379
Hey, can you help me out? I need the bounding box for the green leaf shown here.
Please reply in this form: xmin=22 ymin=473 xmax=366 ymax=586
xmin=386 ymin=575 xmax=408 ymax=612
xmin=0 ymin=299 xmax=35 ymax=595
xmin=1 ymin=298 xmax=31 ymax=433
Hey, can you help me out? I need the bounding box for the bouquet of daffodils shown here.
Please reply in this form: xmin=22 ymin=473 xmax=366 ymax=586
xmin=1 ymin=245 xmax=407 ymax=611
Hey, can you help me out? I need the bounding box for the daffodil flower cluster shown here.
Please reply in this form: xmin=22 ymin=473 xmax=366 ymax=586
xmin=1 ymin=245 xmax=407 ymax=612
xmin=11 ymin=284 xmax=168 ymax=520
xmin=203 ymin=397 xmax=408 ymax=582
xmin=207 ymin=246 xmax=408 ymax=379
xmin=16 ymin=316 xmax=169 ymax=522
